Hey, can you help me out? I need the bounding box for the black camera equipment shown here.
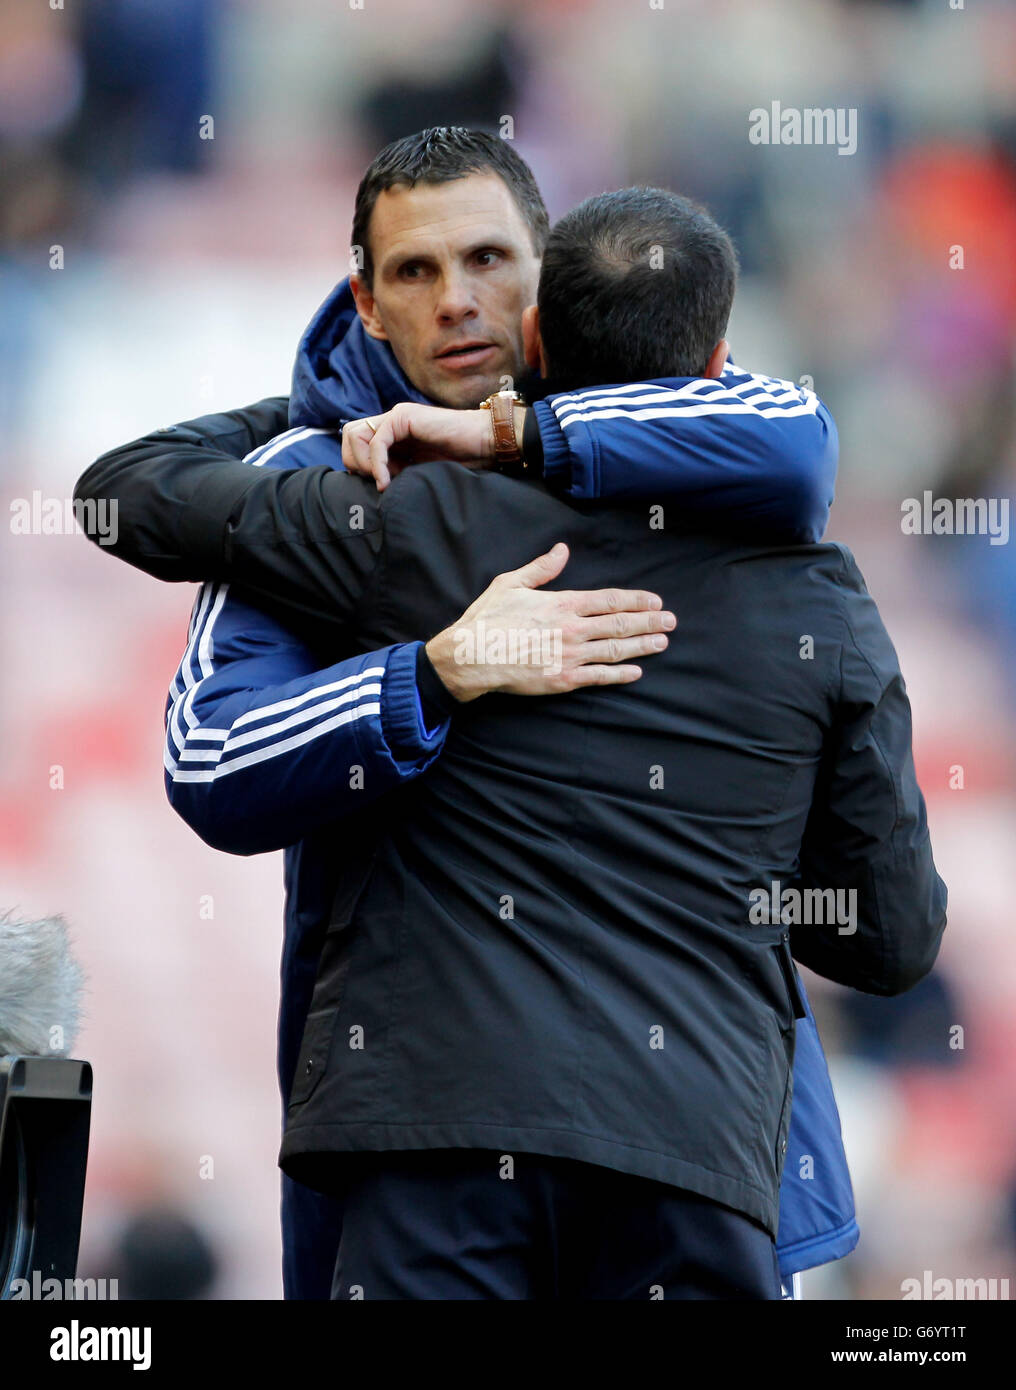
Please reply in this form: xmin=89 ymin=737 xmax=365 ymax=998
xmin=0 ymin=1056 xmax=92 ymax=1298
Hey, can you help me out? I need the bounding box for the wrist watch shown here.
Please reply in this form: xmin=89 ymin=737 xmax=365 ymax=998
xmin=480 ymin=389 xmax=528 ymax=476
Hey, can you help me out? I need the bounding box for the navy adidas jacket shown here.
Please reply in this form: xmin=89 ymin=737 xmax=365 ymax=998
xmin=76 ymin=278 xmax=858 ymax=1289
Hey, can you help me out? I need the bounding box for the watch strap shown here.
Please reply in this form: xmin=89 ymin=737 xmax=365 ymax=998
xmin=482 ymin=390 xmax=524 ymax=466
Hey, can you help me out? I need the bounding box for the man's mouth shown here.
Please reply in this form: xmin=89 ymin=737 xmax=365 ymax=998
xmin=434 ymin=341 xmax=498 ymax=370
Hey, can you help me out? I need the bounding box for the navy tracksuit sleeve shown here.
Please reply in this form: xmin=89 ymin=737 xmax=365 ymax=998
xmin=164 ymin=581 xmax=448 ymax=856
xmin=789 ymin=551 xmax=947 ymax=994
xmin=534 ymin=362 xmax=836 ymax=542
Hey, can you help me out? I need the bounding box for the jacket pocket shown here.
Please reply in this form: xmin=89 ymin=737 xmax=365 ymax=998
xmin=776 ymin=933 xmax=808 ymax=1020
xmin=288 ymin=1007 xmax=338 ymax=1108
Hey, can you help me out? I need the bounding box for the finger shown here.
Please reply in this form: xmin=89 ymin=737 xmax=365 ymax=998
xmin=498 ymin=542 xmax=569 ymax=590
xmin=368 ymin=416 xmax=399 ymax=485
xmin=564 ymin=663 xmax=644 ymax=687
xmin=567 ymin=587 xmax=664 ymax=616
xmin=574 ymin=610 xmax=677 ymax=641
xmin=572 ymin=633 xmax=669 ymax=665
xmin=341 ymin=425 xmax=360 ymax=473
xmin=342 ymin=422 xmax=375 ymax=474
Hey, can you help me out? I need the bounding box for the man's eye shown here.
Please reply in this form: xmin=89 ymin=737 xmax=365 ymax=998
xmin=475 ymin=250 xmax=502 ymax=267
xmin=400 ymin=263 xmax=424 ymax=279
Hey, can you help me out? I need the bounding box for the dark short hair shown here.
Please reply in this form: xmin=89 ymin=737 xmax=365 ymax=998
xmin=351 ymin=126 xmax=550 ymax=287
xmin=537 ymin=188 xmax=739 ymax=390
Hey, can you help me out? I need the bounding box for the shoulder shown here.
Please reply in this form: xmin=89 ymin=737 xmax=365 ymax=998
xmin=749 ymin=540 xmax=868 ymax=601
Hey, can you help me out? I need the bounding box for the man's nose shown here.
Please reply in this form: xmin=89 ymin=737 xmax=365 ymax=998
xmin=435 ymin=270 xmax=478 ymax=324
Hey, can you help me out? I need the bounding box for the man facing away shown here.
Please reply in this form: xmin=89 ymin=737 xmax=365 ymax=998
xmin=79 ymin=184 xmax=947 ymax=1298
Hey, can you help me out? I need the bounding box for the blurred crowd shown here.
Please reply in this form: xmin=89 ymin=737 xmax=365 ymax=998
xmin=1 ymin=0 xmax=1013 ymax=1297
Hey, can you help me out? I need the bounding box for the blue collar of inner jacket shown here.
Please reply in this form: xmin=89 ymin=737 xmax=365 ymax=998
xmin=288 ymin=276 xmax=432 ymax=429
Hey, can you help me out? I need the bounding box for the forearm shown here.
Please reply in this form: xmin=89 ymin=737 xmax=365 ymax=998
xmin=532 ymin=371 xmax=837 ymax=540
xmin=73 ymin=397 xmax=290 ymax=580
xmin=790 ymin=823 xmax=946 ymax=995
xmin=348 ymin=371 xmax=838 ymax=540
xmin=789 ymin=563 xmax=947 ymax=994
xmin=166 ymin=634 xmax=450 ymax=856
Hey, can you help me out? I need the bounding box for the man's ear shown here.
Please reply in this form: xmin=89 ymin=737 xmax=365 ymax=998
xmin=350 ymin=274 xmax=389 ymax=342
xmin=703 ymin=338 xmax=730 ymax=379
xmin=522 ymin=304 xmax=547 ymax=375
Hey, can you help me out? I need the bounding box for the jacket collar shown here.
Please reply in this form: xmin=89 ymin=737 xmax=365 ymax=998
xmin=288 ymin=277 xmax=431 ymax=428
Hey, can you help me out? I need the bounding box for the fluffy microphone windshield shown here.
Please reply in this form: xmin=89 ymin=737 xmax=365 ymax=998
xmin=0 ymin=911 xmax=86 ymax=1057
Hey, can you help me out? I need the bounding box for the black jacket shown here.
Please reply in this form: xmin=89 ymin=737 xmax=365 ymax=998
xmin=73 ymin=444 xmax=946 ymax=1235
